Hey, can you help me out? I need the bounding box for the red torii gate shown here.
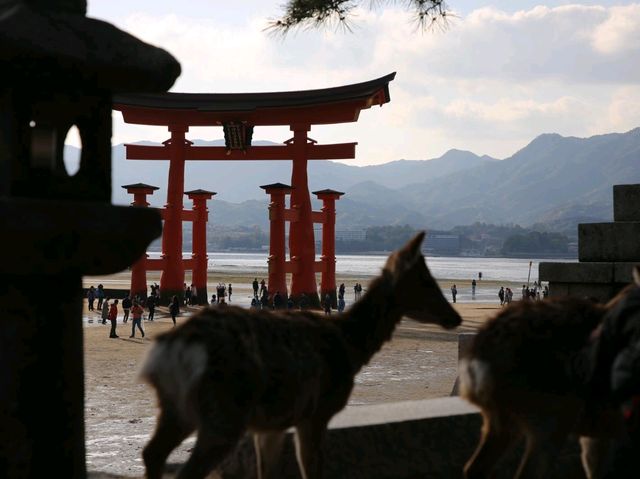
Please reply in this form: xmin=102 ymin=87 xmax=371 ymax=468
xmin=114 ymin=72 xmax=395 ymax=305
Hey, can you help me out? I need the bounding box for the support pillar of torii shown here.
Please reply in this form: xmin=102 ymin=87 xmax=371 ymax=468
xmin=261 ymin=184 xmax=344 ymax=308
xmin=122 ymin=183 xmax=215 ymax=304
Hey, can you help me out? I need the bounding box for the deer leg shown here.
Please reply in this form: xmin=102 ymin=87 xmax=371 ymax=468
xmin=176 ymin=424 xmax=245 ymax=479
xmin=294 ymin=418 xmax=329 ymax=479
xmin=143 ymin=408 xmax=193 ymax=479
xmin=464 ymin=412 xmax=519 ymax=479
xmin=254 ymin=431 xmax=287 ymax=479
xmin=515 ymin=418 xmax=572 ymax=479
xmin=580 ymin=436 xmax=613 ymax=479
xmin=176 ymin=395 xmax=247 ymax=479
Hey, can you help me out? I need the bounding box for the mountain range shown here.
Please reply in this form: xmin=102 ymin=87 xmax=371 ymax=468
xmin=66 ymin=127 xmax=640 ymax=234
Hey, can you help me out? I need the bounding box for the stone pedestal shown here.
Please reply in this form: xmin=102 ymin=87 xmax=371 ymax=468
xmin=540 ymin=184 xmax=640 ymax=300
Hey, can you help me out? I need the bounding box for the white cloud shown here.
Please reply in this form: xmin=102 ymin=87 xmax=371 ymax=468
xmin=443 ymin=96 xmax=582 ymax=122
xmin=605 ymin=86 xmax=640 ymax=131
xmin=592 ymin=4 xmax=640 ymax=54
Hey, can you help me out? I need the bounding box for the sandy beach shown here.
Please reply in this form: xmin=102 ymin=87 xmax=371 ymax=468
xmin=83 ymin=270 xmax=500 ymax=477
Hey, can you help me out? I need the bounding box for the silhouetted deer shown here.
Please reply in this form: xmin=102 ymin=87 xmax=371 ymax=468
xmin=460 ymin=269 xmax=640 ymax=479
xmin=140 ymin=232 xmax=461 ymax=479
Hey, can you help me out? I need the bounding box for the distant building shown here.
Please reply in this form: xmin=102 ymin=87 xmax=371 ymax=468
xmin=336 ymin=229 xmax=367 ymax=242
xmin=424 ymin=233 xmax=461 ymax=255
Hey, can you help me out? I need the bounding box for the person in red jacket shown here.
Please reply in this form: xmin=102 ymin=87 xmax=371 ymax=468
xmin=130 ymin=301 xmax=145 ymax=339
xmin=108 ymin=299 xmax=119 ymax=338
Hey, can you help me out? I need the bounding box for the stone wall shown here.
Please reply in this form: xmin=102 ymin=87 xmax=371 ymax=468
xmin=540 ymin=184 xmax=640 ymax=301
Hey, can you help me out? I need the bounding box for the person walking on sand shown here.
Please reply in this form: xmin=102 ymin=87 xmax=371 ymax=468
xmin=96 ymin=284 xmax=105 ymax=310
xmin=130 ymin=301 xmax=145 ymax=338
xmin=122 ymin=294 xmax=131 ymax=323
xmin=228 ymin=283 xmax=232 ymax=302
xmin=338 ymin=293 xmax=345 ymax=313
xmin=506 ymin=287 xmax=513 ymax=304
xmin=273 ymin=291 xmax=283 ymax=310
xmin=451 ymin=284 xmax=457 ymax=303
xmin=108 ymin=299 xmax=119 ymax=338
xmin=299 ymin=293 xmax=308 ymax=310
xmin=87 ymin=285 xmax=96 ymax=311
xmin=498 ymin=286 xmax=505 ymax=306
xmin=101 ymin=297 xmax=109 ymax=324
xmin=471 ymin=279 xmax=477 ymax=297
xmin=252 ymin=278 xmax=259 ymax=299
xmin=169 ymin=295 xmax=180 ymax=327
xmin=146 ymin=293 xmax=156 ymax=321
xmin=324 ymin=293 xmax=332 ymax=315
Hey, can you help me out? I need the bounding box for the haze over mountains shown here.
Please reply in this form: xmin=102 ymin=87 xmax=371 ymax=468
xmin=95 ymin=127 xmax=640 ymax=233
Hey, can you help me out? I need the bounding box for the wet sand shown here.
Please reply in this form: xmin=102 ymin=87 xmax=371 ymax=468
xmin=84 ymin=272 xmax=500 ymax=477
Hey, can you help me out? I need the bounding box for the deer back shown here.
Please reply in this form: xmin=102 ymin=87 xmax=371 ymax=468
xmin=460 ymin=297 xmax=606 ymax=410
xmin=142 ymin=306 xmax=357 ymax=430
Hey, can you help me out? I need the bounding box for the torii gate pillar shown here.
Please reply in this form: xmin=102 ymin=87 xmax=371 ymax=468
xmin=261 ymin=183 xmax=292 ymax=299
xmin=122 ymin=183 xmax=160 ymax=298
xmin=162 ymin=126 xmax=189 ymax=301
xmin=289 ymin=126 xmax=319 ymax=307
xmin=314 ymin=189 xmax=344 ymax=308
xmin=186 ymin=189 xmax=215 ymax=305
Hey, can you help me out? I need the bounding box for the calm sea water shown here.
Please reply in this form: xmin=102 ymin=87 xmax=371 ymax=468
xmin=145 ymin=252 xmax=576 ymax=304
xmin=198 ymin=252 xmax=573 ymax=283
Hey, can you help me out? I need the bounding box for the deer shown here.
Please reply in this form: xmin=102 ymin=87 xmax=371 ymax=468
xmin=140 ymin=231 xmax=462 ymax=479
xmin=459 ymin=266 xmax=640 ymax=479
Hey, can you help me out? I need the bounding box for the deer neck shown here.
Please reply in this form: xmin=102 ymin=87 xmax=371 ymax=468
xmin=338 ymin=272 xmax=404 ymax=371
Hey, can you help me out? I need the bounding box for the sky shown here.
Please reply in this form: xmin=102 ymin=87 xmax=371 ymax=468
xmin=86 ymin=1 xmax=640 ymax=165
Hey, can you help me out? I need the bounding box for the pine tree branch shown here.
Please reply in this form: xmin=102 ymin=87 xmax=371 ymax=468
xmin=267 ymin=0 xmax=450 ymax=35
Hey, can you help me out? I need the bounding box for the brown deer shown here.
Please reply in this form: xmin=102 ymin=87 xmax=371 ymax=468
xmin=140 ymin=232 xmax=461 ymax=479
xmin=460 ymin=268 xmax=640 ymax=479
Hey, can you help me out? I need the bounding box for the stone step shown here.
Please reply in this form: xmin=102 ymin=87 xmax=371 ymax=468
xmin=579 ymin=222 xmax=640 ymax=262
xmin=614 ymin=184 xmax=640 ymax=222
xmin=539 ymin=261 xmax=636 ymax=300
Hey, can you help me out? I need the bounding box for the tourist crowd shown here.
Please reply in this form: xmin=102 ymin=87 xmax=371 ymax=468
xmin=86 ymin=279 xmax=365 ymax=339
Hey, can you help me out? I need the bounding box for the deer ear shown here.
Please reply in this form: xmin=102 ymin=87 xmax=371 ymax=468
xmin=633 ymin=265 xmax=640 ymax=286
xmin=404 ymin=231 xmax=426 ymax=260
xmin=385 ymin=231 xmax=426 ymax=277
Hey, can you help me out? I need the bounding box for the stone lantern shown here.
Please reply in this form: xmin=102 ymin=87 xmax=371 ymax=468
xmin=0 ymin=1 xmax=180 ymax=476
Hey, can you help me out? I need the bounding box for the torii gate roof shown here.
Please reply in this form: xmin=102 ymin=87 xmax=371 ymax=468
xmin=114 ymin=72 xmax=396 ymax=126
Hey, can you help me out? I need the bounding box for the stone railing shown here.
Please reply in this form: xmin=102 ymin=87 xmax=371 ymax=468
xmin=219 ymin=396 xmax=583 ymax=479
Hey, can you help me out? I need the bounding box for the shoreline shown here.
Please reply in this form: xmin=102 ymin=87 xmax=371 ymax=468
xmin=147 ymin=248 xmax=577 ymax=260
xmin=82 ymin=269 xmax=532 ymax=314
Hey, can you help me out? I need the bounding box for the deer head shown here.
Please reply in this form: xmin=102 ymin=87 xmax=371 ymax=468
xmin=384 ymin=231 xmax=462 ymax=329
